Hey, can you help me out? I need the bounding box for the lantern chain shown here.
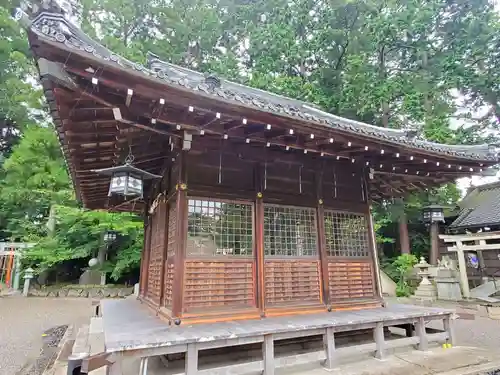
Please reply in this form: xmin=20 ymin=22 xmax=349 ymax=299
xmin=125 ymin=144 xmax=135 ymax=164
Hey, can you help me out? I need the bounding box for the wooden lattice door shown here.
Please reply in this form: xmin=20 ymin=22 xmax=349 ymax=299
xmin=263 ymin=204 xmax=322 ymax=307
xmin=323 ymin=210 xmax=376 ymax=304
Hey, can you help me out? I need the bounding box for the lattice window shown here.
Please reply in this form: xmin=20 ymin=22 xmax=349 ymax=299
xmin=264 ymin=205 xmax=317 ymax=257
xmin=187 ymin=199 xmax=253 ymax=256
xmin=324 ymin=211 xmax=370 ymax=257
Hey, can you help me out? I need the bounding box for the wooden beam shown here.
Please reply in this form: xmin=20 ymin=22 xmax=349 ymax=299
xmin=172 ymin=147 xmax=188 ymax=320
xmin=316 ymin=165 xmax=330 ymax=307
xmin=159 ymin=199 xmax=169 ymax=307
xmin=255 ymin=163 xmax=265 ymax=316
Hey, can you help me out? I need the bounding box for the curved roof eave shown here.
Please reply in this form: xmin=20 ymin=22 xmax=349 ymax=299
xmin=19 ymin=9 xmax=500 ymax=163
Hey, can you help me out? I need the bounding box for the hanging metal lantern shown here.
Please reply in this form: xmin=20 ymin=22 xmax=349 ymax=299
xmin=92 ymin=150 xmax=161 ymax=198
xmin=104 ymin=230 xmax=118 ymax=243
xmin=422 ymin=204 xmax=445 ymax=223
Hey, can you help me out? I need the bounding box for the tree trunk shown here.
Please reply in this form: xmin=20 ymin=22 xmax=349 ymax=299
xmin=379 ymin=46 xmax=389 ymax=127
xmin=430 ymin=222 xmax=439 ymax=265
xmin=398 ymin=213 xmax=411 ymax=254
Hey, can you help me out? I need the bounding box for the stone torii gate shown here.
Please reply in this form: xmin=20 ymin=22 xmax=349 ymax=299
xmin=439 ymin=231 xmax=500 ymax=300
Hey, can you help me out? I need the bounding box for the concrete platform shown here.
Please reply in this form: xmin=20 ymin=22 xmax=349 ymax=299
xmin=101 ymin=299 xmax=453 ymax=353
xmin=88 ymin=299 xmax=459 ymax=374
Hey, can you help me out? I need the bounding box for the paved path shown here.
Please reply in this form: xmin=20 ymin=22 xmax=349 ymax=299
xmin=385 ymin=297 xmax=500 ymax=349
xmin=0 ymin=296 xmax=91 ymax=375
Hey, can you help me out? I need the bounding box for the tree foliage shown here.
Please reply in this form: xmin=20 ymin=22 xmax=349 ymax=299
xmin=0 ymin=0 xmax=498 ymax=280
xmin=0 ymin=0 xmax=44 ymax=158
xmin=24 ymin=205 xmax=143 ymax=281
xmin=0 ymin=126 xmax=73 ymax=240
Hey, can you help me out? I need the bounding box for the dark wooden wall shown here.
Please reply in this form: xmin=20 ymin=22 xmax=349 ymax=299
xmin=140 ymin=143 xmax=380 ymax=323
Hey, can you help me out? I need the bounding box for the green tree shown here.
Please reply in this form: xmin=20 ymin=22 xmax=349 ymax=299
xmin=24 ymin=205 xmax=143 ymax=281
xmin=0 ymin=126 xmax=73 ymax=240
xmin=0 ymin=0 xmax=44 ymax=158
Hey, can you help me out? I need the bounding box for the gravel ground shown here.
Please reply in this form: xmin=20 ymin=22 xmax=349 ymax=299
xmin=0 ymin=296 xmax=91 ymax=375
xmin=446 ymin=314 xmax=500 ymax=348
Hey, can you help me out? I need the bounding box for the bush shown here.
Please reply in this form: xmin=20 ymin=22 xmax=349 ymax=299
xmin=392 ymin=254 xmax=418 ymax=297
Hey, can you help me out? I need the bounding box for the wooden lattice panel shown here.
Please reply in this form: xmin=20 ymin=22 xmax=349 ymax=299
xmin=328 ymin=261 xmax=375 ymax=301
xmin=163 ymin=262 xmax=174 ymax=308
xmin=167 ymin=203 xmax=177 ymax=258
xmin=183 ymin=261 xmax=255 ymax=310
xmin=146 ymin=203 xmax=166 ymax=305
xmin=265 ymin=260 xmax=321 ymax=305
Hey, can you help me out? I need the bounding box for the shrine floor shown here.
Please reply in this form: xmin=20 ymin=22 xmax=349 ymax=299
xmin=90 ymin=298 xmax=457 ymax=374
xmin=101 ymin=299 xmax=453 ymax=353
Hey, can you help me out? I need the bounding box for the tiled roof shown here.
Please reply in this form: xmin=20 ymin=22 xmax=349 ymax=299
xmin=15 ymin=9 xmax=499 ymax=162
xmin=450 ymin=181 xmax=500 ymax=228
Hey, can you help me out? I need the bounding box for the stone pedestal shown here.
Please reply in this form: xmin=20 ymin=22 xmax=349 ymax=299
xmin=486 ymin=306 xmax=500 ymax=320
xmin=435 ymin=268 xmax=462 ymax=301
xmin=79 ymin=270 xmax=103 ymax=285
xmin=412 ymin=257 xmax=438 ymax=302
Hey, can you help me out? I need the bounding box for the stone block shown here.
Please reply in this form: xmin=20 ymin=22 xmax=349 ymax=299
xmin=435 ymin=278 xmax=462 ymax=301
xmin=118 ymin=288 xmax=132 ymax=298
xmin=413 ymin=284 xmax=438 ymax=302
xmin=67 ymin=289 xmax=80 ymax=297
xmin=487 ymin=306 xmax=500 ymax=320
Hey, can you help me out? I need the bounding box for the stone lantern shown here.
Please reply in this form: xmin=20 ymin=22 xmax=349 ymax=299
xmin=413 ymin=257 xmax=437 ymax=301
xmin=23 ymin=267 xmax=34 ymax=297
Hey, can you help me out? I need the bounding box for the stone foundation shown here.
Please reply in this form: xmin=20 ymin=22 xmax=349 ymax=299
xmin=29 ymin=285 xmax=133 ymax=298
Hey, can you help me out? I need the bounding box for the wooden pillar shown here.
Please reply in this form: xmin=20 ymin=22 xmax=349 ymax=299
xmin=316 ymin=168 xmax=330 ymax=306
xmin=324 ymin=327 xmax=336 ymax=369
xmin=159 ymin=200 xmax=169 ymax=307
xmin=368 ymin=205 xmax=383 ymax=300
xmin=415 ymin=316 xmax=428 ymax=351
xmin=139 ymin=357 xmax=149 ymax=375
xmin=455 ymin=241 xmax=471 ymax=299
xmin=140 ymin=221 xmax=152 ymax=298
xmin=262 ymin=334 xmax=274 ymax=375
xmin=430 ymin=222 xmax=439 ymax=265
xmin=255 ymin=163 xmax=266 ymax=316
xmin=364 ymin=174 xmax=383 ymax=300
xmin=185 ymin=343 xmax=198 ymax=375
xmin=172 ymin=150 xmax=188 ymax=320
xmin=399 ymin=212 xmax=411 ymax=254
xmin=373 ymin=322 xmax=386 ymax=360
xmin=443 ymin=315 xmax=456 ymax=346
xmin=139 ymin=224 xmax=147 ymax=297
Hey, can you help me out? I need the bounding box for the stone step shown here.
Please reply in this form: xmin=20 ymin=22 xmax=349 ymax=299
xmin=86 ymin=317 xmax=107 ymax=374
xmin=72 ymin=324 xmax=90 ymax=358
xmin=470 ymin=280 xmax=500 ymax=298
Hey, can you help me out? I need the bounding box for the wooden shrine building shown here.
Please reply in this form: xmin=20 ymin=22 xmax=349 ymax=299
xmin=18 ymin=4 xmax=499 ymax=327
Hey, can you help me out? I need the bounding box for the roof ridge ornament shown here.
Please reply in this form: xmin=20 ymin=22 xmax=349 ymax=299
xmin=204 ymin=73 xmax=221 ymax=90
xmin=16 ymin=0 xmax=81 ymax=23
